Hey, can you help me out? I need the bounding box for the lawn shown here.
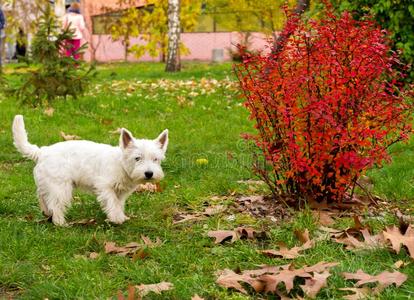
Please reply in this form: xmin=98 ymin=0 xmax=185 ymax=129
xmin=0 ymin=62 xmax=413 ymax=299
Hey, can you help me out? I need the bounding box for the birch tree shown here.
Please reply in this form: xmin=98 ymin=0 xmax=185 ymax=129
xmin=103 ymin=0 xmax=200 ymax=62
xmin=165 ymin=0 xmax=180 ymax=72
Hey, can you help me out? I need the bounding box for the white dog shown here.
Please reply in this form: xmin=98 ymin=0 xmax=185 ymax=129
xmin=12 ymin=115 xmax=168 ymax=226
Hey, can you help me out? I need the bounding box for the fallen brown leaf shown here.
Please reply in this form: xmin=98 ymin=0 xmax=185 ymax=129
xmin=215 ymin=261 xmax=338 ymax=297
xmin=335 ymin=228 xmax=384 ymax=250
xmin=342 ymin=269 xmax=407 ymax=293
xmin=242 ymin=264 xmax=290 ymax=277
xmin=236 ymin=227 xmax=260 ymax=239
xmin=208 ymin=230 xmax=239 ymax=244
xmin=294 ymin=228 xmax=310 ymax=244
xmin=60 ymin=131 xmax=81 ymax=141
xmin=216 ymin=269 xmax=256 ymax=294
xmin=260 ymin=267 xmax=311 ymax=293
xmin=203 ymin=204 xmax=226 ymax=216
xmin=339 ymin=287 xmax=371 ymax=300
xmin=259 ymin=240 xmax=313 ymax=259
xmin=173 ymin=213 xmax=206 ymax=224
xmin=208 ymin=227 xmax=264 ymax=244
xmin=302 ymin=262 xmax=339 ymax=273
xmin=260 ymin=229 xmax=314 ymax=259
xmin=300 ymin=270 xmax=331 ymax=299
xmin=104 ymin=241 xmax=141 ymax=257
xmin=135 ymin=281 xmax=173 ymax=297
xmin=312 ymin=210 xmax=335 ymax=226
xmin=383 ymin=225 xmax=414 ymax=259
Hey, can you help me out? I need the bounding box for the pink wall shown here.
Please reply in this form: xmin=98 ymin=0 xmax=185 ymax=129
xmin=85 ymin=32 xmax=271 ymax=62
xmin=81 ymin=0 xmax=272 ymax=62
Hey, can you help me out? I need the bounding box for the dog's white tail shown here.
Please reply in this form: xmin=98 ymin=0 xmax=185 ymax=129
xmin=12 ymin=115 xmax=40 ymax=162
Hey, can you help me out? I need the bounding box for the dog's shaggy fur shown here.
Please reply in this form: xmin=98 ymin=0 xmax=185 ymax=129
xmin=12 ymin=115 xmax=168 ymax=226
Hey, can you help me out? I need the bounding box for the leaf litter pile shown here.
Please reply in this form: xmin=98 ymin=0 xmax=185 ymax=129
xmin=208 ymin=215 xmax=412 ymax=299
xmin=173 ymin=178 xmax=412 ymax=299
xmin=90 ymin=77 xmax=238 ymax=105
xmin=80 ymin=177 xmax=412 ymax=299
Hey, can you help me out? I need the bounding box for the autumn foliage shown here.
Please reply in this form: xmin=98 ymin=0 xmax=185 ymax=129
xmin=235 ymin=8 xmax=413 ymax=203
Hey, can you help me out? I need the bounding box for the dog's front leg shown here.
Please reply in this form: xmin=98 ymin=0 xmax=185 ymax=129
xmin=97 ymin=189 xmax=129 ymax=224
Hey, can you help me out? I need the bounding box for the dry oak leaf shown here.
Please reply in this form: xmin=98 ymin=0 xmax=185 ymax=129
xmin=294 ymin=228 xmax=311 ymax=244
xmin=60 ymin=131 xmax=81 ymax=141
xmin=299 ymin=270 xmax=331 ymax=299
xmin=339 ymin=287 xmax=371 ymax=300
xmin=335 ymin=228 xmax=384 ymax=250
xmin=216 ymin=265 xmax=290 ymax=294
xmin=203 ymin=204 xmax=226 ymax=216
xmin=173 ymin=213 xmax=206 ymax=224
xmin=208 ymin=227 xmax=263 ymax=244
xmin=104 ymin=241 xmax=141 ymax=257
xmin=383 ymin=225 xmax=414 ymax=259
xmin=259 ymin=240 xmax=313 ymax=259
xmin=216 ymin=269 xmax=256 ymax=294
xmin=260 ymin=229 xmax=314 ymax=259
xmin=260 ymin=267 xmax=311 ymax=293
xmin=208 ymin=230 xmax=239 ymax=244
xmin=302 ymin=262 xmax=339 ymax=273
xmin=259 ymin=261 xmax=338 ymax=297
xmin=312 ymin=210 xmax=335 ymax=226
xmin=242 ymin=264 xmax=290 ymax=277
xmin=342 ymin=269 xmax=407 ymax=292
xmin=216 ymin=262 xmax=338 ymax=297
xmin=135 ymin=281 xmax=174 ymax=297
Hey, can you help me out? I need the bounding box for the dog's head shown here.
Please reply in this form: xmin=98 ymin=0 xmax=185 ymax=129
xmin=119 ymin=128 xmax=168 ymax=183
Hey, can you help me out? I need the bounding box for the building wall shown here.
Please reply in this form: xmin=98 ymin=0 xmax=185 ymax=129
xmin=81 ymin=0 xmax=271 ymax=63
xmin=84 ymin=32 xmax=270 ymax=62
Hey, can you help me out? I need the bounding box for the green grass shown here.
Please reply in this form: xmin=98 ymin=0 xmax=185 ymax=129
xmin=0 ymin=62 xmax=413 ymax=299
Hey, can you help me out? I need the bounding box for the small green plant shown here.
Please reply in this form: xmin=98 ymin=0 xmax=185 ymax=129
xmin=11 ymin=4 xmax=94 ymax=106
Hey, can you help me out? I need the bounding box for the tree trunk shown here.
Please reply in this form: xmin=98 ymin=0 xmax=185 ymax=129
xmin=165 ymin=0 xmax=181 ymax=72
xmin=271 ymin=0 xmax=310 ymax=57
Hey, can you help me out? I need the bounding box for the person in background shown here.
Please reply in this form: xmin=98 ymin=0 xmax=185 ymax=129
xmin=62 ymin=2 xmax=86 ymax=60
xmin=0 ymin=7 xmax=6 ymax=68
xmin=15 ymin=28 xmax=27 ymax=61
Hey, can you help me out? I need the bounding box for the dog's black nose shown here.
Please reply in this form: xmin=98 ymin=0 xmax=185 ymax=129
xmin=145 ymin=171 xmax=153 ymax=179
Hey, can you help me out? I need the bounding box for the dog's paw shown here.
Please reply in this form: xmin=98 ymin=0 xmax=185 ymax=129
xmin=108 ymin=213 xmax=129 ymax=224
xmin=52 ymin=215 xmax=67 ymax=226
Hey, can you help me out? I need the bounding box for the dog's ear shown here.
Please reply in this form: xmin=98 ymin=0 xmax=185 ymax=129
xmin=120 ymin=128 xmax=134 ymax=149
xmin=155 ymin=129 xmax=168 ymax=153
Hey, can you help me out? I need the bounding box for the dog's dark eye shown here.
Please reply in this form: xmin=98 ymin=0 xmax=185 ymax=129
xmin=135 ymin=157 xmax=141 ymax=162
xmin=153 ymin=158 xmax=160 ymax=163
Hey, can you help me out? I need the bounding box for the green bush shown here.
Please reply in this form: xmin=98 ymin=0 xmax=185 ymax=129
xmin=10 ymin=4 xmax=94 ymax=106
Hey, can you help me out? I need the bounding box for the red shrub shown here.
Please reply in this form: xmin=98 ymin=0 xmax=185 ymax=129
xmin=235 ymin=9 xmax=413 ymax=203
